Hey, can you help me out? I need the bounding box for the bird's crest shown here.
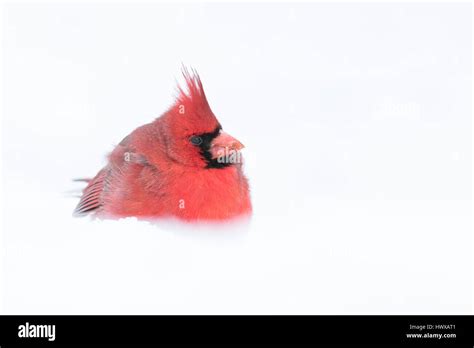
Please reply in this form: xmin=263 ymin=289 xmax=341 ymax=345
xmin=174 ymin=66 xmax=213 ymax=117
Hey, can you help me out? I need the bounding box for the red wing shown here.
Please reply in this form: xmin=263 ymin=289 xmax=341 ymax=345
xmin=73 ymin=167 xmax=109 ymax=217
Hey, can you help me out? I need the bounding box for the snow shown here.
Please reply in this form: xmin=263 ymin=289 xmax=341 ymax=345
xmin=1 ymin=2 xmax=472 ymax=314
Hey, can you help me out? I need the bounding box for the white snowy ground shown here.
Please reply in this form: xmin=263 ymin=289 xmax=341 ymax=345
xmin=1 ymin=3 xmax=472 ymax=314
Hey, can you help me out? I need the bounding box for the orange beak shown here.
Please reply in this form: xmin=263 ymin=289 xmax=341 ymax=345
xmin=209 ymin=132 xmax=244 ymax=159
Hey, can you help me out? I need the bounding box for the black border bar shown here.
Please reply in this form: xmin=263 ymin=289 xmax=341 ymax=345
xmin=0 ymin=315 xmax=473 ymax=346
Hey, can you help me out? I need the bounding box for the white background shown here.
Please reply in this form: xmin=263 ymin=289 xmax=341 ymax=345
xmin=1 ymin=2 xmax=472 ymax=314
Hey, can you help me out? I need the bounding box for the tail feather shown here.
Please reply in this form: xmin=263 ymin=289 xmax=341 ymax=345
xmin=72 ymin=178 xmax=92 ymax=183
xmin=73 ymin=170 xmax=108 ymax=217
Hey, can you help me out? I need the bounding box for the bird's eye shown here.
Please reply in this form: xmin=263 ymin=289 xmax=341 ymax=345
xmin=189 ymin=135 xmax=203 ymax=146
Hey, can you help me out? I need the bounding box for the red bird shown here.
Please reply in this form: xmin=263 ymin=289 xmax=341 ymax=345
xmin=74 ymin=68 xmax=252 ymax=221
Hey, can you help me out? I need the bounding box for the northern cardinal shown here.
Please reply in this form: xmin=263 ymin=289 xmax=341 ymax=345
xmin=74 ymin=68 xmax=251 ymax=221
